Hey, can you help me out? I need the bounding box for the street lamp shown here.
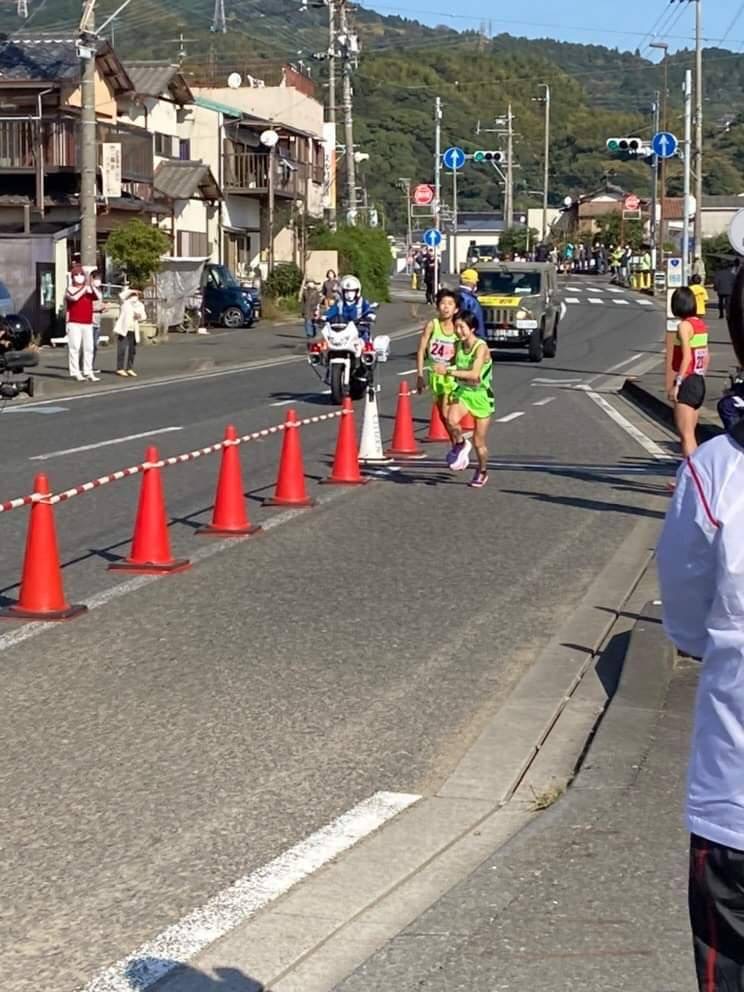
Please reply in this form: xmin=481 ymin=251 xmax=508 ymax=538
xmin=260 ymin=128 xmax=279 ymax=274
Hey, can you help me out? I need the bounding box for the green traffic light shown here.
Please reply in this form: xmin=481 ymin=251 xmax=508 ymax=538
xmin=607 ymin=139 xmax=620 ymax=152
xmin=474 ymin=150 xmax=485 ymax=162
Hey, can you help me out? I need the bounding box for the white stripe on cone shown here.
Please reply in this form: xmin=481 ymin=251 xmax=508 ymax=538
xmin=359 ymin=388 xmax=393 ymax=463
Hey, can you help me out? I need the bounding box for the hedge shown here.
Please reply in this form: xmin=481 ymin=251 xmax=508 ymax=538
xmin=309 ymin=225 xmax=391 ymax=302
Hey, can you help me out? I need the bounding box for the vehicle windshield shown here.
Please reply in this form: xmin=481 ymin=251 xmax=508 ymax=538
xmin=468 ymin=245 xmax=497 ymax=258
xmin=207 ymin=265 xmax=240 ymax=289
xmin=477 ymin=270 xmax=542 ymax=296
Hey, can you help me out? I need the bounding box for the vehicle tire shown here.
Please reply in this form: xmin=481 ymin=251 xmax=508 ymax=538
xmin=350 ymin=376 xmax=367 ymax=401
xmin=543 ymin=320 xmax=558 ymax=359
xmin=221 ymin=306 xmax=246 ymax=328
xmin=330 ymin=363 xmax=346 ymax=405
xmin=528 ymin=326 xmax=544 ymax=363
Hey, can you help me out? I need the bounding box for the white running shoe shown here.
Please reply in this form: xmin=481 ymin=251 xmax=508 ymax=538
xmin=70 ymin=372 xmax=84 ymax=381
xmin=451 ymin=438 xmax=472 ymax=472
xmin=86 ymin=373 xmax=101 ymax=382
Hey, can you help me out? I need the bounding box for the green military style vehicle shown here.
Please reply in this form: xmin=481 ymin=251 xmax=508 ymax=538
xmin=474 ymin=262 xmax=562 ymax=363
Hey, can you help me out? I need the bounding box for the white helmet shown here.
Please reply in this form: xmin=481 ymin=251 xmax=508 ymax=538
xmin=340 ymin=274 xmax=361 ymax=306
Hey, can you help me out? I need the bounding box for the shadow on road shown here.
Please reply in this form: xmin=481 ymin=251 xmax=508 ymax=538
xmin=499 ymin=488 xmax=666 ymax=519
xmin=125 ymin=957 xmax=264 ymax=990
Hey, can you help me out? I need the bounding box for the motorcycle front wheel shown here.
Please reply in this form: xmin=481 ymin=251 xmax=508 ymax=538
xmin=329 ymin=363 xmax=346 ymax=405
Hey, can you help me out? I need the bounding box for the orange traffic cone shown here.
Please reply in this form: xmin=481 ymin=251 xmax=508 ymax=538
xmin=198 ymin=425 xmax=260 ymax=536
xmin=461 ymin=410 xmax=475 ymax=434
xmin=109 ymin=446 xmax=191 ymax=574
xmin=0 ymin=473 xmax=87 ymax=621
xmin=385 ymin=381 xmax=425 ymax=459
xmin=321 ymin=397 xmax=368 ymax=486
xmin=263 ymin=408 xmax=316 ymax=507
xmin=423 ymin=401 xmax=450 ymax=443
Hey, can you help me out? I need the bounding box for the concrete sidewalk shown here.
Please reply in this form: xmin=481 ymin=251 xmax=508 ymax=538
xmin=27 ymin=295 xmax=426 ymax=401
xmin=336 ymin=603 xmax=699 ymax=992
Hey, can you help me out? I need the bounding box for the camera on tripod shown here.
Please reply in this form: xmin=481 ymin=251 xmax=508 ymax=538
xmin=0 ymin=315 xmax=37 ymax=399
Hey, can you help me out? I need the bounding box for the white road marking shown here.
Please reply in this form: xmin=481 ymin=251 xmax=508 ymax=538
xmin=584 ymin=388 xmax=674 ymax=461
xmin=606 ymin=287 xmax=623 ymax=294
xmin=566 ymin=286 xmax=583 ymax=292
xmin=533 ymin=396 xmax=556 ymax=406
xmin=81 ymin=791 xmax=420 ymax=992
xmin=637 ymin=299 xmax=654 ymax=306
xmin=613 ymin=299 xmax=630 ymax=305
xmin=588 ymin=297 xmax=603 ymax=304
xmin=532 ymin=377 xmax=582 ymax=385
xmin=565 ymin=297 xmax=581 ymax=304
xmin=582 ymin=352 xmax=645 ymax=389
xmin=590 ymin=286 xmax=604 ymax=292
xmin=397 ymin=368 xmax=418 ymax=376
xmin=496 ymin=411 xmax=525 ymax=423
xmin=3 ymin=404 xmax=69 ymax=415
xmin=30 ymin=427 xmax=184 ymax=462
xmin=270 ymin=399 xmax=295 ymax=407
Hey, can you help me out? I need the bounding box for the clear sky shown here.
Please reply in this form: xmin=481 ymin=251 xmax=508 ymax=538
xmin=362 ymin=0 xmax=744 ymax=56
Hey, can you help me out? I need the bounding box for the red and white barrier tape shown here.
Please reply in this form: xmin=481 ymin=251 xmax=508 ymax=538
xmin=0 ymin=408 xmax=347 ymax=512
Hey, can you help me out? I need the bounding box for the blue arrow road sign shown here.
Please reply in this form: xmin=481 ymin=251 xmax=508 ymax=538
xmin=423 ymin=228 xmax=443 ymax=248
xmin=442 ymin=146 xmax=466 ymax=171
xmin=652 ymin=131 xmax=679 ymax=159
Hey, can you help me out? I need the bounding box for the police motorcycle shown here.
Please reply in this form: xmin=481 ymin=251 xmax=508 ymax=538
xmin=307 ymin=275 xmax=390 ymax=404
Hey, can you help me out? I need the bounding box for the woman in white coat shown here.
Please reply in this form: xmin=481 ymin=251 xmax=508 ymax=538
xmin=114 ymin=288 xmax=147 ymax=378
xmin=658 ymin=264 xmax=744 ymax=989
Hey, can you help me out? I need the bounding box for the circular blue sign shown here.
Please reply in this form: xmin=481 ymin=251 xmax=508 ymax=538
xmin=442 ymin=146 xmax=466 ymax=171
xmin=652 ymin=131 xmax=678 ymax=159
xmin=423 ymin=228 xmax=443 ymax=248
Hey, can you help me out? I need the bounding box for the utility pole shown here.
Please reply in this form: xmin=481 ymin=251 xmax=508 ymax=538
xmin=538 ymin=84 xmax=550 ymax=241
xmin=398 ymin=177 xmax=412 ymax=256
xmin=339 ymin=0 xmax=356 ymax=220
xmin=682 ymin=68 xmax=692 ymax=284
xmin=327 ymin=0 xmax=337 ymax=229
xmin=80 ymin=0 xmax=97 ymax=268
xmin=693 ymin=0 xmax=703 ymax=259
xmin=434 ymin=95 xmax=441 ymax=291
xmin=651 ymin=92 xmax=660 ymax=270
xmin=505 ymin=103 xmax=514 ymax=228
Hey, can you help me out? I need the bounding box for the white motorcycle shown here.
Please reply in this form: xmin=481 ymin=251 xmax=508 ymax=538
xmin=308 ymin=320 xmax=390 ymax=404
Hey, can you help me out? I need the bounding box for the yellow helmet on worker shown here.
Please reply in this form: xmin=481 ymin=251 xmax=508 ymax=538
xmin=460 ymin=268 xmax=479 ymax=287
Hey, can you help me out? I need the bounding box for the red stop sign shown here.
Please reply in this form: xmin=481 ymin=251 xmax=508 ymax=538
xmin=624 ymin=194 xmax=640 ymax=210
xmin=413 ymin=184 xmax=435 ymax=206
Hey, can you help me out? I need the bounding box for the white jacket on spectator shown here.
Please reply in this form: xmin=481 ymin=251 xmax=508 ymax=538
xmin=113 ymin=289 xmax=147 ymax=343
xmin=657 ymin=431 xmax=744 ymax=851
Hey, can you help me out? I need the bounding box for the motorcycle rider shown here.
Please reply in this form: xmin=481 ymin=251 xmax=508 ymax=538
xmin=322 ymin=274 xmax=378 ymax=340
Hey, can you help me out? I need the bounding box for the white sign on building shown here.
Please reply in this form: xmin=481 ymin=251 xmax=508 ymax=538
xmin=101 ymin=143 xmax=122 ymax=199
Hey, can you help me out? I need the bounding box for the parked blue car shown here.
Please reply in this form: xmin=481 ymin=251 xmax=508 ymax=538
xmin=0 ymin=280 xmax=14 ymax=317
xmin=201 ymin=264 xmax=257 ymax=329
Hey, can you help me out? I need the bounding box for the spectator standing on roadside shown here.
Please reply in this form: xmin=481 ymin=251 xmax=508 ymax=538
xmin=65 ymin=261 xmax=100 ymax=382
xmin=423 ymin=248 xmax=436 ymax=304
xmin=692 ymin=255 xmax=707 ymax=283
xmin=90 ymin=269 xmax=105 ymax=374
xmin=114 ymin=287 xmax=146 ymax=378
xmin=321 ymin=269 xmax=340 ymax=306
xmin=457 ymin=268 xmax=486 ymax=339
xmin=713 ymin=259 xmax=739 ymax=320
xmin=657 ymin=264 xmax=744 ymax=992
xmin=300 ymin=279 xmax=321 ymax=345
xmin=689 ymin=274 xmax=709 ymax=317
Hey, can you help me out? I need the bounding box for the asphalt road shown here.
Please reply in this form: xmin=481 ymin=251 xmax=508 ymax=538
xmin=0 ymin=279 xmax=673 ymax=992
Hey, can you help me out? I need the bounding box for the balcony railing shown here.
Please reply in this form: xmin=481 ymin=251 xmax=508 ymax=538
xmin=0 ymin=116 xmax=153 ymax=183
xmin=223 ymin=149 xmax=301 ymax=198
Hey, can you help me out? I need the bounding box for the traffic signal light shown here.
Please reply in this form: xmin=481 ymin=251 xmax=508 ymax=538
xmin=606 ymin=137 xmax=643 ymax=156
xmin=473 ymin=150 xmax=504 ymax=163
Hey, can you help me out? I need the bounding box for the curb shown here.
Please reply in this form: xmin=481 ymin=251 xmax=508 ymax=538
xmin=622 ymin=377 xmax=721 ymax=442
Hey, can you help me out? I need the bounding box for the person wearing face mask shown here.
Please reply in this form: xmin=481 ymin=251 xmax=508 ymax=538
xmin=65 ymin=262 xmax=100 ymax=382
xmin=89 ymin=269 xmax=106 ymax=374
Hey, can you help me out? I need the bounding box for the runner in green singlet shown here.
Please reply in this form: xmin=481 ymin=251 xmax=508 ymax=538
xmin=416 ymin=288 xmax=459 ymax=440
xmin=433 ymin=311 xmax=494 ymax=488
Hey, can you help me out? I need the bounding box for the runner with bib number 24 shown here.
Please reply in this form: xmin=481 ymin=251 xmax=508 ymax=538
xmin=416 ymin=289 xmax=459 ymax=443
